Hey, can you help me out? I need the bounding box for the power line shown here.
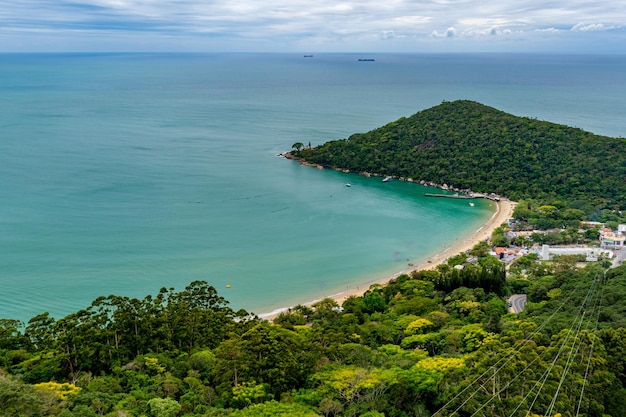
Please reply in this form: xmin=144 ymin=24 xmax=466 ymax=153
xmin=434 ymin=275 xmax=595 ymax=416
xmin=543 ymin=273 xmax=602 ymax=416
xmin=575 ymin=273 xmax=605 ymax=416
xmin=471 ymin=272 xmax=602 ymax=417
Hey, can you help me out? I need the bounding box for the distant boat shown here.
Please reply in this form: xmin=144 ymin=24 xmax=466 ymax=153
xmin=382 ymin=176 xmax=393 ymax=182
xmin=304 ymin=55 xmax=314 ymax=58
xmin=345 ymin=183 xmax=351 ymax=187
xmin=358 ymin=58 xmax=375 ymax=62
xmin=469 ymin=202 xmax=475 ymax=206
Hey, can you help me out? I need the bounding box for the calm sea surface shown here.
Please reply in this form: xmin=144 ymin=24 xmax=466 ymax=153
xmin=1 ymin=53 xmax=625 ymax=322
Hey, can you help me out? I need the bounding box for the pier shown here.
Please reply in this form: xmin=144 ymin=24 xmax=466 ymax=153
xmin=424 ymin=192 xmax=501 ymax=201
xmin=424 ymin=193 xmax=474 ymax=199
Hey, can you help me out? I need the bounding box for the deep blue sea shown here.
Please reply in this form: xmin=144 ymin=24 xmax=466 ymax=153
xmin=1 ymin=53 xmax=625 ymax=322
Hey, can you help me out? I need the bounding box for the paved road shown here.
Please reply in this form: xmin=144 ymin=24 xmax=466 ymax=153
xmin=508 ymin=294 xmax=527 ymax=314
xmin=612 ymin=248 xmax=626 ymax=268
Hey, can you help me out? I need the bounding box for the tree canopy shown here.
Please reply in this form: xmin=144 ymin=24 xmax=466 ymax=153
xmin=2 ymin=100 xmax=626 ymax=416
xmin=293 ymin=100 xmax=626 ymax=211
xmin=2 ymin=250 xmax=626 ymax=416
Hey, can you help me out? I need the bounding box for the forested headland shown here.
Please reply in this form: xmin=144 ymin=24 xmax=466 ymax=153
xmin=2 ymin=101 xmax=626 ymax=416
xmin=292 ymin=100 xmax=626 ymax=214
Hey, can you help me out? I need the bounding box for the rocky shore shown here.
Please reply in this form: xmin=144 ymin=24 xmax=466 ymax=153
xmin=281 ymin=151 xmax=504 ymax=201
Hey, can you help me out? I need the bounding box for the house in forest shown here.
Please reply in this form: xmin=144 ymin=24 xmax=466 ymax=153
xmin=491 ymin=246 xmax=523 ymax=263
xmin=600 ymin=226 xmax=625 ymax=249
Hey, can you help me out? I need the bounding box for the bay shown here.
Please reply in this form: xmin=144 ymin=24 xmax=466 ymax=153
xmin=1 ymin=53 xmax=625 ymax=322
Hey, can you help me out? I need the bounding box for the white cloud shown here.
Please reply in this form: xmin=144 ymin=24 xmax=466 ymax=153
xmin=0 ymin=0 xmax=625 ymax=52
xmin=432 ymin=27 xmax=457 ymax=38
xmin=571 ymin=23 xmax=620 ymax=32
xmin=490 ymin=27 xmax=512 ymax=36
xmin=388 ymin=15 xmax=433 ymax=26
xmin=458 ymin=18 xmax=517 ymax=27
xmin=535 ymin=27 xmax=561 ymax=33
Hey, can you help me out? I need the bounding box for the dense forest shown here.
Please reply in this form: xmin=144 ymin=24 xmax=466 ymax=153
xmin=292 ymin=100 xmax=626 ymax=213
xmin=2 ymin=249 xmax=626 ymax=416
xmin=3 ymin=101 xmax=626 ymax=416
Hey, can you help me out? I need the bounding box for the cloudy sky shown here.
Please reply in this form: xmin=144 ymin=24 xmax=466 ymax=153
xmin=1 ymin=0 xmax=625 ymax=52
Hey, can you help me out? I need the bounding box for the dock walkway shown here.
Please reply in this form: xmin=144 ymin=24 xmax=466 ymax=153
xmin=424 ymin=192 xmax=500 ymax=201
xmin=424 ymin=193 xmax=474 ymax=199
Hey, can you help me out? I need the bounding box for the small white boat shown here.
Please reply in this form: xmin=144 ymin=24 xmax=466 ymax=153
xmin=382 ymin=176 xmax=393 ymax=182
xmin=345 ymin=183 xmax=351 ymax=187
xmin=469 ymin=202 xmax=475 ymax=206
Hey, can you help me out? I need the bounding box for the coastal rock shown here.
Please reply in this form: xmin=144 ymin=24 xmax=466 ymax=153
xmin=285 ymin=152 xmax=503 ymax=200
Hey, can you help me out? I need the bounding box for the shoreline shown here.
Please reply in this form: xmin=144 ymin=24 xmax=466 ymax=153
xmin=260 ymin=197 xmax=516 ymax=321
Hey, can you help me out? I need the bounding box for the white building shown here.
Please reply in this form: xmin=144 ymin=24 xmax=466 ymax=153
xmin=541 ymin=245 xmax=613 ymax=262
xmin=600 ymin=226 xmax=625 ymax=249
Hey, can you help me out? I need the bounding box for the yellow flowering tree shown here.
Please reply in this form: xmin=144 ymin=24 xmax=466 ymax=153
xmin=33 ymin=381 xmax=81 ymax=401
xmin=404 ymin=318 xmax=435 ymax=335
xmin=391 ymin=356 xmax=467 ymax=403
xmin=414 ymin=356 xmax=465 ymax=374
xmin=313 ymin=364 xmax=398 ymax=411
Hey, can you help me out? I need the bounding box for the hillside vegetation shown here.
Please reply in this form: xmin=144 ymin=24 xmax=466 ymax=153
xmin=2 ymin=101 xmax=626 ymax=416
xmin=294 ymin=100 xmax=626 ymax=211
xmin=2 ymin=258 xmax=626 ymax=416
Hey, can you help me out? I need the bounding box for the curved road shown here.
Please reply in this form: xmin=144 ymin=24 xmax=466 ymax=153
xmin=612 ymin=248 xmax=626 ymax=268
xmin=506 ymin=250 xmax=623 ymax=314
xmin=508 ymin=294 xmax=527 ymax=314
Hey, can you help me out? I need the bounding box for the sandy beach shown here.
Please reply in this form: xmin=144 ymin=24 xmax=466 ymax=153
xmin=262 ymin=198 xmax=516 ymax=320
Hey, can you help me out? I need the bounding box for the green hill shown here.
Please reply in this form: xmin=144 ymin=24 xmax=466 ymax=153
xmin=294 ymin=100 xmax=626 ymax=210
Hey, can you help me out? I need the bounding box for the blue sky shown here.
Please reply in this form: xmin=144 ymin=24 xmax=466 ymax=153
xmin=1 ymin=0 xmax=625 ymax=52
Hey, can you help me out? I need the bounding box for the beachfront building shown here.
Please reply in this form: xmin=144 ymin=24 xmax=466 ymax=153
xmin=599 ymin=225 xmax=626 ymax=249
xmin=491 ymin=246 xmax=525 ymax=263
xmin=540 ymin=244 xmax=614 ymax=262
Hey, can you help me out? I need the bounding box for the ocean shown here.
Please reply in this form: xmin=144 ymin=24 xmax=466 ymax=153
xmin=1 ymin=53 xmax=625 ymax=322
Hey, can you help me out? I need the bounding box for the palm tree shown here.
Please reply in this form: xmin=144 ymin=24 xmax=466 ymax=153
xmin=292 ymin=142 xmax=304 ymax=152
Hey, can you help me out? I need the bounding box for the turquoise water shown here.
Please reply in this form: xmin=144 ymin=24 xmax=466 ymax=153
xmin=1 ymin=53 xmax=625 ymax=322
